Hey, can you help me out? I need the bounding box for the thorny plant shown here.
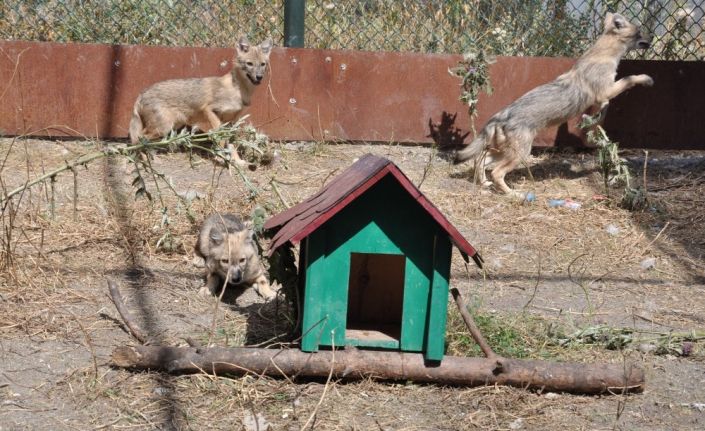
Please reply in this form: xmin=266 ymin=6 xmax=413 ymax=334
xmin=580 ymin=111 xmax=647 ymax=210
xmin=0 ymin=118 xmax=274 ymax=255
xmin=556 ymin=324 xmax=705 ymax=356
xmin=449 ymin=50 xmax=494 ymax=136
xmin=449 ymin=51 xmax=505 ymax=189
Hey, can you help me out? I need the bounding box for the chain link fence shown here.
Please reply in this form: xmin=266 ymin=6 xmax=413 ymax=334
xmin=304 ymin=0 xmax=705 ymax=60
xmin=0 ymin=1 xmax=284 ymax=47
xmin=1 ymin=0 xmax=703 ymax=60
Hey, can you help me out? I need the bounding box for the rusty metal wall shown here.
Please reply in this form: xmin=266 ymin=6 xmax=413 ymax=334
xmin=0 ymin=40 xmax=703 ymax=149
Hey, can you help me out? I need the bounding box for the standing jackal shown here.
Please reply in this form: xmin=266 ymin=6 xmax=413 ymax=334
xmin=455 ymin=13 xmax=653 ymax=196
xmin=128 ymin=36 xmax=272 ymax=165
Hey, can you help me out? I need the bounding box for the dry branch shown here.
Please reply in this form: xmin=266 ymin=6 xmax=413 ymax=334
xmin=111 ymin=345 xmax=645 ymax=395
xmin=107 ymin=278 xmax=149 ymax=344
xmin=450 ymin=287 xmax=499 ymax=361
xmin=0 ymin=125 xmax=251 ymax=207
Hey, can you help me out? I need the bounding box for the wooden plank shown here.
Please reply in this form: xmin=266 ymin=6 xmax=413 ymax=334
xmin=300 ymin=231 xmax=328 ymax=352
xmin=346 ymin=328 xmax=400 ymax=342
xmin=303 ymin=226 xmax=349 ymax=351
xmin=345 ymin=329 xmax=400 ymax=350
xmin=425 ymin=235 xmax=453 ymax=361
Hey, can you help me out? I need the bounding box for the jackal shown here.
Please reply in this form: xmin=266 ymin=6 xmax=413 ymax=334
xmin=128 ymin=36 xmax=272 ymax=165
xmin=195 ymin=213 xmax=275 ymax=299
xmin=455 ymin=13 xmax=653 ymax=196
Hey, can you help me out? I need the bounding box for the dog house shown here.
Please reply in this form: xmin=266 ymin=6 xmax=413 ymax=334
xmin=264 ymin=154 xmax=483 ymax=361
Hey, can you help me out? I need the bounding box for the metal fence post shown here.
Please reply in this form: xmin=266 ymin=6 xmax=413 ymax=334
xmin=284 ymin=0 xmax=305 ymax=48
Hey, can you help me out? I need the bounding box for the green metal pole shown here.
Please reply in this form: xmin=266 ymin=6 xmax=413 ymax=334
xmin=284 ymin=0 xmax=305 ymax=48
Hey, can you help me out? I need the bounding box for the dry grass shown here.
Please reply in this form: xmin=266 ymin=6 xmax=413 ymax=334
xmin=1 ymin=137 xmax=705 ymax=430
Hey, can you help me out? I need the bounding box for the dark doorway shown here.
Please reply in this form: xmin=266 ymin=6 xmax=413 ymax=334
xmin=346 ymin=252 xmax=405 ymax=344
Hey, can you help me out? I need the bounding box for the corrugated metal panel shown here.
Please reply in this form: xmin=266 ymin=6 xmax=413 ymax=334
xmin=1 ymin=40 xmax=702 ymax=149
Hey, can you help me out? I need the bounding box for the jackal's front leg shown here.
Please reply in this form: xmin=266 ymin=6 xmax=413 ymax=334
xmin=224 ymin=145 xmax=249 ymax=168
xmin=603 ymin=74 xmax=654 ymax=101
xmin=201 ymin=110 xmax=248 ymax=168
xmin=252 ymin=273 xmax=276 ymax=300
xmin=199 ymin=272 xmax=221 ymax=296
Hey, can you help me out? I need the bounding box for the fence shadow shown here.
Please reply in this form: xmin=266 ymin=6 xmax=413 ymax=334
xmin=102 ymin=154 xmax=185 ymax=429
xmin=215 ymin=285 xmax=294 ymax=346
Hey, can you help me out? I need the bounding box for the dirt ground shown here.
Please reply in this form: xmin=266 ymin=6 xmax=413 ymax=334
xmin=1 ymin=137 xmax=705 ymax=430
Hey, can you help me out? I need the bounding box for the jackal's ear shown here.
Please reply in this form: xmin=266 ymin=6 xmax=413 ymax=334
xmin=604 ymin=12 xmax=627 ymax=32
xmin=259 ymin=38 xmax=273 ymax=56
xmin=237 ymin=36 xmax=251 ymax=53
xmin=209 ymin=230 xmax=224 ymax=245
xmin=242 ymin=221 xmax=256 ymax=243
xmin=613 ymin=14 xmax=626 ymax=29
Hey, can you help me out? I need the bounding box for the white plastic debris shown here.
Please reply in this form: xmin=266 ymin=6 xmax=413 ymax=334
xmin=636 ymin=343 xmax=657 ymax=354
xmin=544 ymin=392 xmax=560 ymax=400
xmin=605 ymin=224 xmax=620 ymax=236
xmin=243 ymin=411 xmax=270 ymax=431
xmin=509 ymin=418 xmax=524 ymax=430
xmin=640 ymin=257 xmax=656 ymax=270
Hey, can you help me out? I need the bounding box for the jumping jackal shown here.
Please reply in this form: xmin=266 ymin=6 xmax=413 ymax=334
xmin=455 ymin=13 xmax=653 ymax=196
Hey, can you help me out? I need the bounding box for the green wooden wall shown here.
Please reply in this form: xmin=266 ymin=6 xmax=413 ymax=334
xmin=300 ymin=175 xmax=452 ymax=361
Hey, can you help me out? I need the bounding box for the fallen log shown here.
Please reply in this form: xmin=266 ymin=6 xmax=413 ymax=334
xmin=112 ymin=345 xmax=644 ymax=395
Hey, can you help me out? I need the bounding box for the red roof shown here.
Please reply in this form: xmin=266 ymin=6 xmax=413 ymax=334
xmin=264 ymin=154 xmax=483 ymax=267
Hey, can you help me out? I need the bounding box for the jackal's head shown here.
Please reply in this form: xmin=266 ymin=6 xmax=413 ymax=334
xmin=603 ymin=13 xmax=651 ymax=50
xmin=207 ymin=227 xmax=257 ymax=285
xmin=235 ymin=36 xmax=273 ymax=85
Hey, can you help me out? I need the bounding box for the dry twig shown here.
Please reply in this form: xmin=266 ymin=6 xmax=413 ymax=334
xmin=107 ymin=278 xmax=149 ymax=344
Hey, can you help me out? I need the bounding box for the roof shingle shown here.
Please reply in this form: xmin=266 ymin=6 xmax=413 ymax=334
xmin=264 ymin=154 xmax=482 ymax=267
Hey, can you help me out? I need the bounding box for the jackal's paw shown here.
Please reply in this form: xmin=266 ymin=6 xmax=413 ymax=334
xmin=254 ymin=284 xmax=276 ymax=300
xmin=638 ymin=74 xmax=654 ymax=87
xmin=198 ymin=286 xmax=214 ymax=297
xmin=480 ymin=180 xmax=494 ymax=188
xmin=228 ymin=156 xmax=249 ymax=168
xmin=254 ymin=279 xmax=280 ymax=301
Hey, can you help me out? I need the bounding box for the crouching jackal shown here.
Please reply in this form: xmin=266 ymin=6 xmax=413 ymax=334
xmin=195 ymin=213 xmax=275 ymax=300
xmin=455 ymin=13 xmax=653 ymax=196
xmin=128 ymin=36 xmax=272 ymax=165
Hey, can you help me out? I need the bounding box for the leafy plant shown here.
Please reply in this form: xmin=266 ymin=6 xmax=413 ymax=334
xmin=446 ymin=307 xmax=533 ymax=359
xmin=449 ymin=50 xmax=494 ymax=135
xmin=580 ymin=112 xmax=631 ymax=191
xmin=1 ymin=119 xmax=271 ymax=252
xmin=555 ymin=324 xmax=705 ymax=356
xmin=580 ymin=111 xmax=648 ymax=210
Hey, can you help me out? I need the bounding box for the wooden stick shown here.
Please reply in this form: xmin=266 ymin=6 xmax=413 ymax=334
xmin=450 ymin=287 xmax=499 ymax=361
xmin=107 ymin=278 xmax=149 ymax=344
xmin=111 ymin=345 xmax=645 ymax=395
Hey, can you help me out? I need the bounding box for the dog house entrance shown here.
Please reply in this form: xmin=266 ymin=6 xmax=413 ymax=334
xmin=346 ymin=252 xmax=405 ymax=347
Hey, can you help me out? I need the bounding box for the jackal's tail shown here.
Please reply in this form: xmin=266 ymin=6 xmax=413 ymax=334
xmin=128 ymin=98 xmax=144 ymax=145
xmin=454 ymin=125 xmax=495 ymax=164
